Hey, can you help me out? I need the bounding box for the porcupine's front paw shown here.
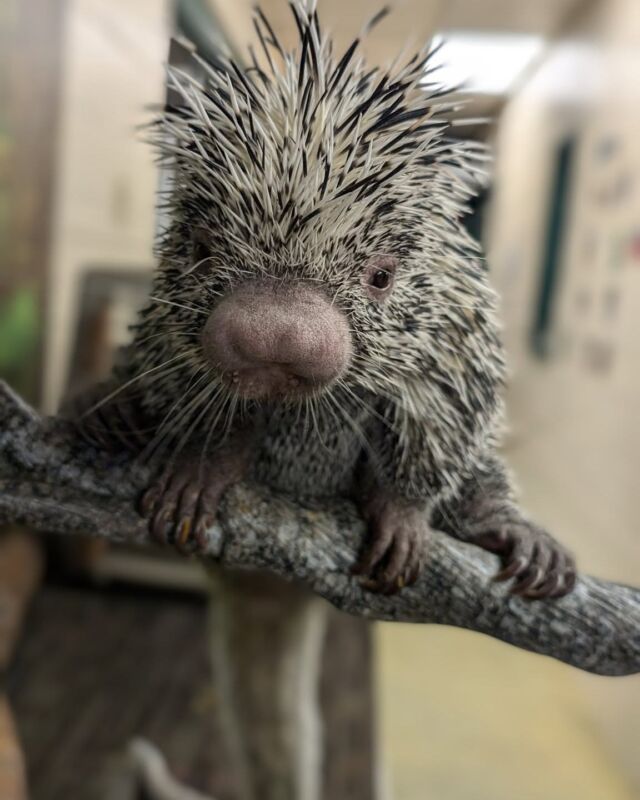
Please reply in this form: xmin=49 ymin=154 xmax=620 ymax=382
xmin=139 ymin=454 xmax=243 ymax=555
xmin=466 ymin=510 xmax=576 ymax=599
xmin=353 ymin=493 xmax=430 ymax=594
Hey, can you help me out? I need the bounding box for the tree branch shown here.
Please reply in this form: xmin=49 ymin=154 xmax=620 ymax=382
xmin=1 ymin=380 xmax=638 ymax=676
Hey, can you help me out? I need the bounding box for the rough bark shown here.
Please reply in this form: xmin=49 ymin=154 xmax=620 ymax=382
xmin=1 ymin=380 xmax=639 ymax=677
xmin=207 ymin=569 xmax=328 ymax=800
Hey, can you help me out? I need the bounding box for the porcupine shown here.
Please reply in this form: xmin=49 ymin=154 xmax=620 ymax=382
xmin=73 ymin=4 xmax=576 ymax=600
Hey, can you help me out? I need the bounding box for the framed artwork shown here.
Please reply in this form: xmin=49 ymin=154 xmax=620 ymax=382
xmin=530 ymin=135 xmax=577 ymax=358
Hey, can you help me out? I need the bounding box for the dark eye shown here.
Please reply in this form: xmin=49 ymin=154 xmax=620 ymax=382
xmin=190 ymin=232 xmax=211 ymax=274
xmin=363 ymin=255 xmax=397 ymax=300
xmin=194 ymin=240 xmax=208 ymax=261
xmin=370 ymin=269 xmax=391 ymax=289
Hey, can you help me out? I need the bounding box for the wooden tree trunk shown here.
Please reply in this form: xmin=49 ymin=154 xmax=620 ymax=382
xmin=320 ymin=611 xmax=375 ymax=800
xmin=0 ymin=528 xmax=44 ymax=800
xmin=0 ymin=699 xmax=28 ymax=800
xmin=207 ymin=569 xmax=376 ymax=800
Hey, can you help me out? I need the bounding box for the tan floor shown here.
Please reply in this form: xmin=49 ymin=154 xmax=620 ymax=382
xmin=376 ymin=374 xmax=640 ymax=800
xmin=376 ymin=622 xmax=637 ymax=800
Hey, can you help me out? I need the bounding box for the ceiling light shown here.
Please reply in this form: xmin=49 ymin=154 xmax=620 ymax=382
xmin=428 ymin=32 xmax=546 ymax=95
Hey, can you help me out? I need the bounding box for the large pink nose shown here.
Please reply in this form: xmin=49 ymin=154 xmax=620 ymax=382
xmin=201 ymin=283 xmax=352 ymax=400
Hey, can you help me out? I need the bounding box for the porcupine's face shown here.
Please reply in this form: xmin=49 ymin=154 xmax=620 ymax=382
xmin=149 ymin=3 xmax=501 ymax=416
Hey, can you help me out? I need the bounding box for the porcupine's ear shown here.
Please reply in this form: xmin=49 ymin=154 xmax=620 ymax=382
xmin=164 ymin=37 xmax=207 ymax=112
xmin=161 ymin=37 xmax=228 ymax=130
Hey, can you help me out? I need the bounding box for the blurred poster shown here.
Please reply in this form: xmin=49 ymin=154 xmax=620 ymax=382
xmin=562 ymin=128 xmax=640 ymax=376
xmin=530 ymin=136 xmax=577 ymax=358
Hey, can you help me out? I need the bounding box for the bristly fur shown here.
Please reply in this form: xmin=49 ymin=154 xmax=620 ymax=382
xmin=122 ymin=0 xmax=507 ymax=503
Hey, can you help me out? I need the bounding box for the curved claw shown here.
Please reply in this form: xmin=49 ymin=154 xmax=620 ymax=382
xmin=512 ymin=565 xmax=545 ymax=595
xmin=494 ymin=555 xmax=529 ymax=582
xmin=473 ymin=518 xmax=576 ymax=600
xmin=524 ymin=550 xmax=577 ymax=600
xmin=352 ymin=521 xmax=394 ymax=577
xmin=139 ymin=460 xmax=233 ymax=555
xmin=355 ymin=497 xmax=430 ymax=594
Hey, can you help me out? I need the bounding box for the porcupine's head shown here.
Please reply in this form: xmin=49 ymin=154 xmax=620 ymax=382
xmin=140 ymin=1 xmax=506 ymax=464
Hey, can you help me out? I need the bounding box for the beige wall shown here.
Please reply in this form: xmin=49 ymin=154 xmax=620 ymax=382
xmin=44 ymin=0 xmax=170 ymax=412
xmin=488 ymin=0 xmax=640 ymax=789
xmin=211 ymin=0 xmax=438 ymax=68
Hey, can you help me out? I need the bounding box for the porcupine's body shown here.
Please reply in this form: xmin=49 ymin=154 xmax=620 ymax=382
xmin=76 ymin=3 xmax=575 ymax=598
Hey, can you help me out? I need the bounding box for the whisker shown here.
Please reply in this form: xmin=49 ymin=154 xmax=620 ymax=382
xmin=82 ymin=353 xmax=190 ymax=417
xmin=149 ymin=295 xmax=209 ymax=316
xmin=325 ymin=389 xmax=376 ymax=460
xmin=172 ymin=379 xmax=225 ymax=461
xmin=134 ymin=326 xmax=195 ymax=347
xmin=222 ymin=392 xmax=239 ymax=439
xmin=142 ymin=369 xmax=214 ymax=463
xmin=200 ymin=386 xmax=230 ymax=473
xmin=336 ymin=379 xmax=390 ymax=428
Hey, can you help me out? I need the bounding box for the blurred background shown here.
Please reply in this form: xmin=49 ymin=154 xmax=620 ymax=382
xmin=1 ymin=0 xmax=639 ymax=798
